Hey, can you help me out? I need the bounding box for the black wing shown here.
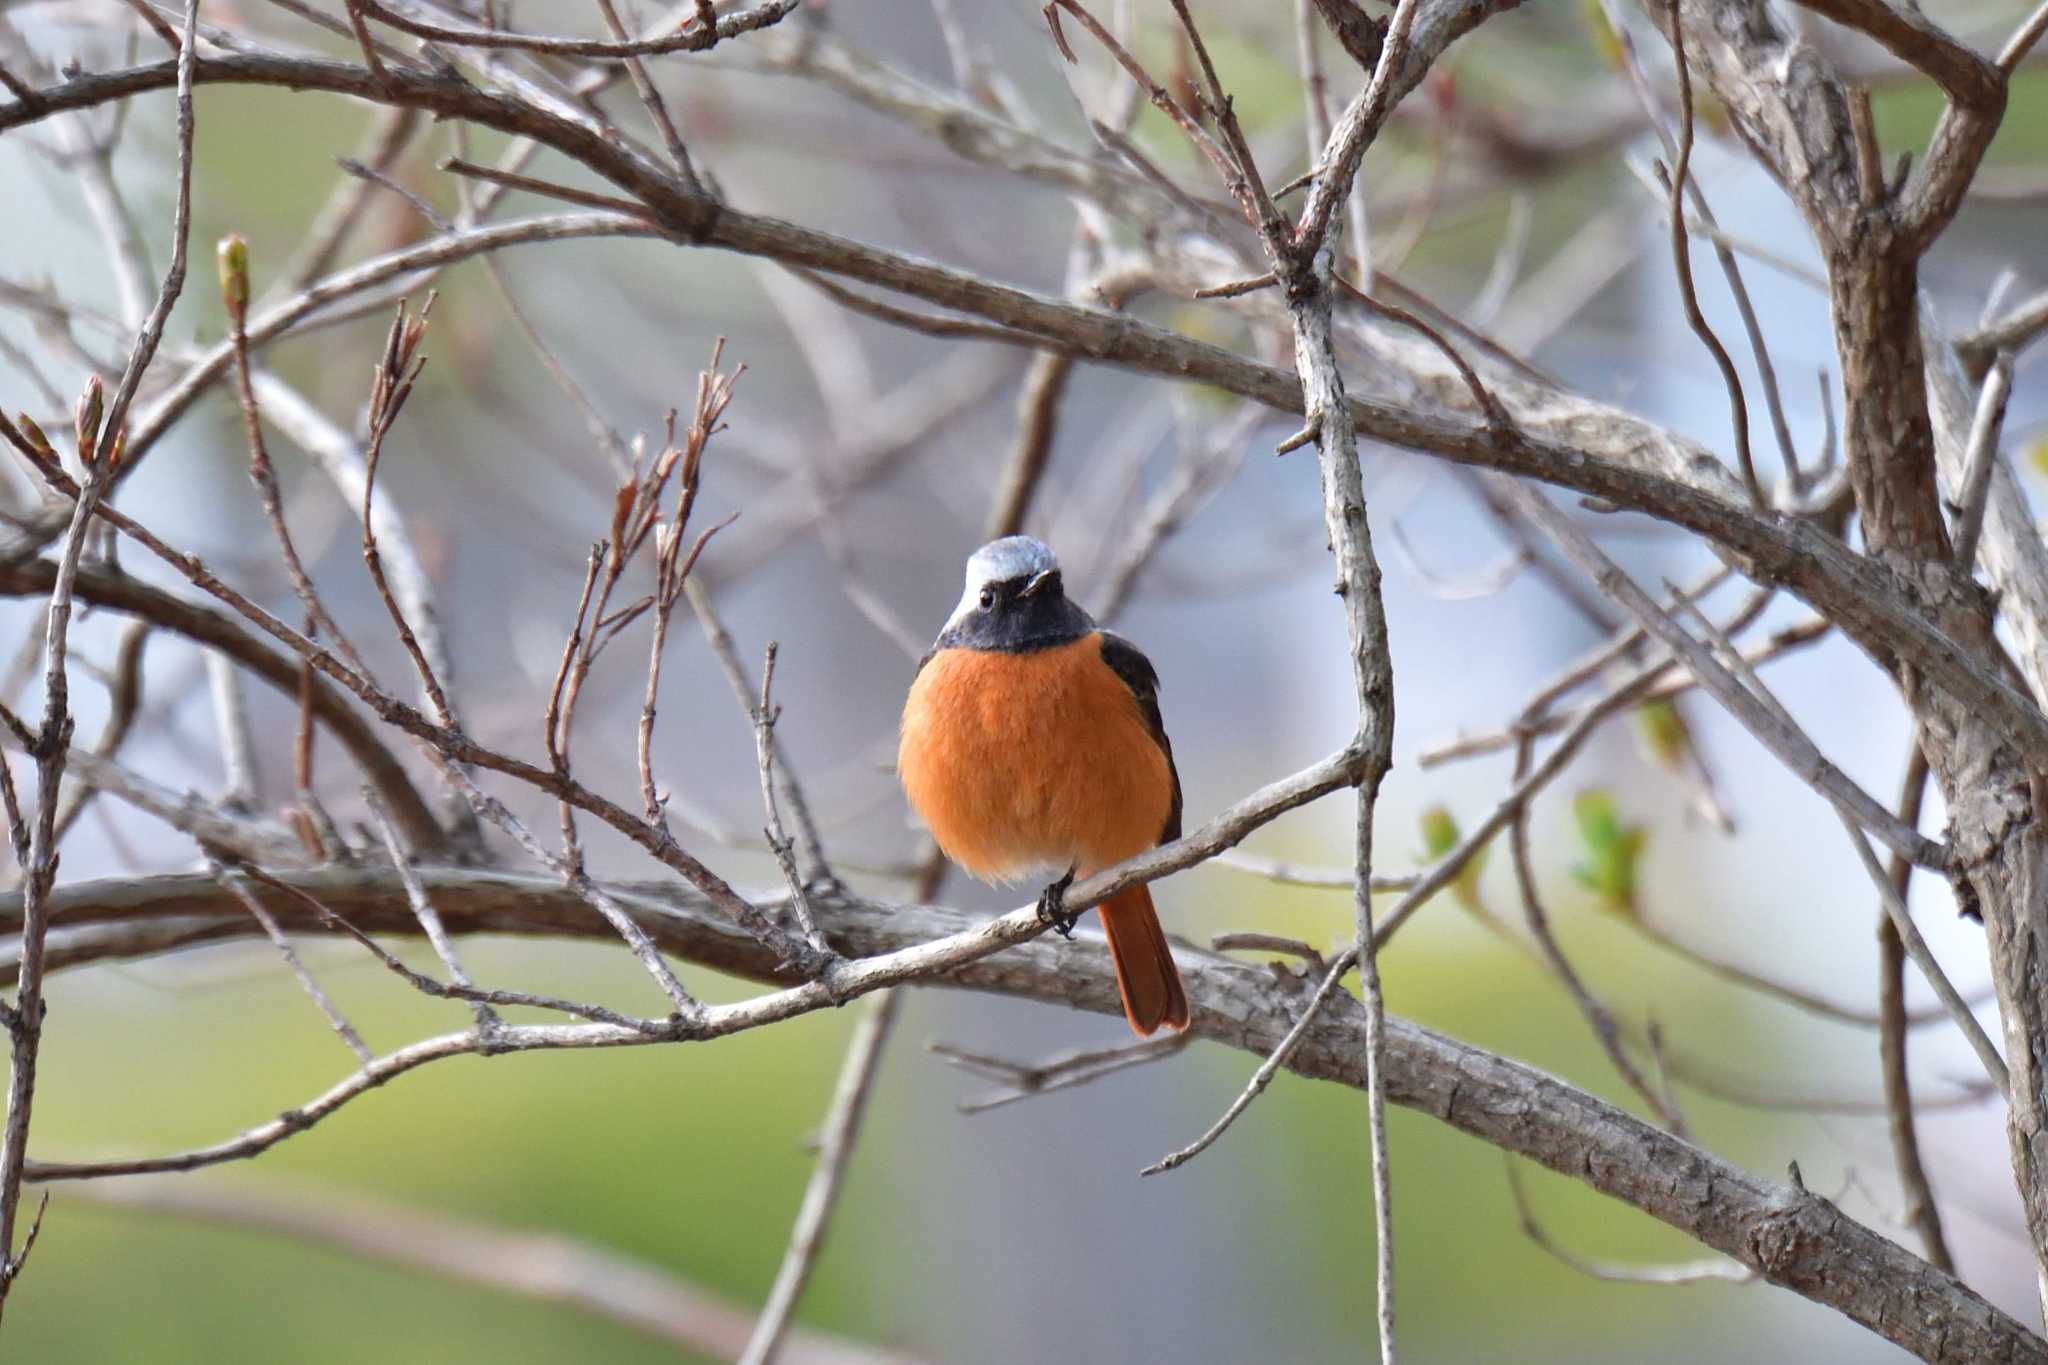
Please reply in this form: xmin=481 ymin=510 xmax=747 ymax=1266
xmin=1097 ymin=631 xmax=1183 ymax=843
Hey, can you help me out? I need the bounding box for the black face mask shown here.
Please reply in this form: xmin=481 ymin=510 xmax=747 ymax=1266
xmin=935 ymin=570 xmax=1095 ymax=654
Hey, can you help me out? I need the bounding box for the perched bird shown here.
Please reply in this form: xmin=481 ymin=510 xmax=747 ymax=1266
xmin=898 ymin=536 xmax=1190 ymax=1036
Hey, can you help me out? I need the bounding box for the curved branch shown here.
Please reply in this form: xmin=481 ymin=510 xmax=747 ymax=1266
xmin=1789 ymin=0 xmax=2003 ymax=111
xmin=6 ymin=865 xmax=2040 ymax=1364
xmin=352 ymin=0 xmax=797 ymax=60
xmin=0 ymin=559 xmax=443 ymax=852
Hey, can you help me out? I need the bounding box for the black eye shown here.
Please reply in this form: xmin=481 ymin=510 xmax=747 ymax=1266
xmin=978 ymin=588 xmax=995 ymax=610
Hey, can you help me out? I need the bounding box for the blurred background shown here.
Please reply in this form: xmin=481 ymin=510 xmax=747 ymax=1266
xmin=1 ymin=0 xmax=2046 ymax=1359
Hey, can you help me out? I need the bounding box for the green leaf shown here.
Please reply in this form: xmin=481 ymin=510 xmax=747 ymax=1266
xmin=1420 ymin=805 xmax=1460 ymax=860
xmin=1633 ymin=698 xmax=1689 ymax=769
xmin=1420 ymin=805 xmax=1486 ymax=912
xmin=1569 ymin=789 xmax=1646 ymax=915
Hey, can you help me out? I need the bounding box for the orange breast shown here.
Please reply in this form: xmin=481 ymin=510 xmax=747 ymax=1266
xmin=898 ymin=634 xmax=1174 ymax=885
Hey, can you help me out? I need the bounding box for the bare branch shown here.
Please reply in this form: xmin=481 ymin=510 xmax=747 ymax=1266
xmin=365 ymin=793 xmax=497 ymax=1037
xmin=1876 ymin=748 xmax=1953 ymax=1273
xmin=1658 ymin=0 xmax=1763 ymax=507
xmin=751 ymin=643 xmax=828 ymax=955
xmin=1949 ymin=353 xmax=2014 ymax=571
xmin=1957 ymin=288 xmax=2048 ymax=378
xmin=70 ymin=1175 xmax=927 ymax=1365
xmin=357 ymin=298 xmax=456 ymax=729
xmin=985 ymin=350 xmax=1075 ymax=541
xmin=351 ymin=0 xmax=799 ymax=59
xmin=1790 ymin=0 xmax=2003 ymax=111
xmin=1508 ymin=741 xmax=1686 ymax=1132
xmin=212 ymin=864 xmax=373 ymax=1063
xmin=220 ymin=235 xmax=376 ymax=688
xmin=739 ymin=988 xmax=899 ymax=1365
xmin=1505 ymin=1160 xmax=1753 ymax=1285
xmin=930 ymin=1033 xmax=1188 ymax=1115
xmin=686 ymin=580 xmax=827 ymax=881
xmin=204 ymin=651 xmax=259 ymax=811
xmin=592 ymin=0 xmax=704 ymax=191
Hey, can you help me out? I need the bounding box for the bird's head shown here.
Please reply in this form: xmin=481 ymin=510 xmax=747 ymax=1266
xmin=939 ymin=535 xmax=1091 ymax=650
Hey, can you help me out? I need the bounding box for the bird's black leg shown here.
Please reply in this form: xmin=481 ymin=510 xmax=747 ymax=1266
xmin=1036 ymin=868 xmax=1078 ymax=939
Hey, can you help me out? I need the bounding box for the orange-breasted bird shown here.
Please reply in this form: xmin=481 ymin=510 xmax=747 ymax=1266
xmin=898 ymin=536 xmax=1190 ymax=1036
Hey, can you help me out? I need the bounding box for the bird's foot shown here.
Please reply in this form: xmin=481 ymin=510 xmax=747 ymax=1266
xmin=1036 ymin=870 xmax=1078 ymax=939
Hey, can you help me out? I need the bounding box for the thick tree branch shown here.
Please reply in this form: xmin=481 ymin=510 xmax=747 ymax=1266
xmin=6 ymin=865 xmax=2041 ymax=1363
xmin=1790 ymin=0 xmax=2003 ymax=111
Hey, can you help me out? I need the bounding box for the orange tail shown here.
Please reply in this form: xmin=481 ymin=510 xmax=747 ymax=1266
xmin=1099 ymin=885 xmax=1190 ymax=1037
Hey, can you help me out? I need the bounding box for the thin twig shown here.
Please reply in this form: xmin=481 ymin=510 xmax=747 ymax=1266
xmin=365 ymin=792 xmax=498 ymax=1036
xmin=48 ymin=621 xmax=149 ymax=845
xmin=1950 ymin=353 xmax=2014 ymax=571
xmin=438 ymin=157 xmax=652 ymax=219
xmin=1505 ymin=1160 xmax=1753 ymax=1284
xmin=221 ymin=234 xmax=376 ymax=686
xmin=1163 ymin=0 xmax=1287 ymax=239
xmin=1842 ymin=816 xmax=2007 ymax=1093
xmin=212 ymin=864 xmax=374 ymax=1063
xmin=686 ymin=580 xmax=828 ymax=881
xmin=0 ymin=457 xmax=109 ymax=1308
xmin=738 ymin=988 xmax=899 ymax=1365
xmin=1670 ymin=595 xmax=2007 ymax=1093
xmin=1605 ymin=5 xmax=1800 ymax=492
xmin=247 ymin=370 xmax=478 ymax=845
xmin=753 ymin=643 xmax=828 ymax=956
xmin=1876 ymin=747 xmax=1953 ymax=1273
xmin=1508 ymin=737 xmax=1687 ymax=1134
xmin=1212 ymin=851 xmax=1416 ymax=893
xmin=1296 ymin=0 xmax=1423 ymax=257
xmin=985 ymin=350 xmax=1075 ymax=540
xmin=204 ymin=651 xmax=259 ymax=810
xmin=1334 ymin=274 xmax=1510 ymax=433
xmin=1143 ymin=942 xmax=1358 ymax=1175
xmin=1659 ymin=0 xmax=1762 ymax=508
xmin=930 ymin=1033 xmax=1188 ymax=1115
xmin=1041 ymin=0 xmax=1243 ymax=205
xmin=592 ymin=0 xmax=704 ymax=191
xmin=359 ymin=297 xmax=456 ymax=729
xmin=0 ymin=0 xmax=200 ymax=1309
xmin=352 ymin=0 xmax=799 ymax=58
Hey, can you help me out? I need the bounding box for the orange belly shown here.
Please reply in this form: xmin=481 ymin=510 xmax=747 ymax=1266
xmin=898 ymin=634 xmax=1174 ymax=884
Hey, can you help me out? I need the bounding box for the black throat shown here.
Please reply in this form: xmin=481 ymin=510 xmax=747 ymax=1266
xmin=934 ymin=575 xmax=1095 ymax=654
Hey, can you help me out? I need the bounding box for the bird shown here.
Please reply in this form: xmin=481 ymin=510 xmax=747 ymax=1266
xmin=898 ymin=535 xmax=1190 ymax=1036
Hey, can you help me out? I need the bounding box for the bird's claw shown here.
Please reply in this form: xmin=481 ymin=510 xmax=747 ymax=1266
xmin=1037 ymin=870 xmax=1078 ymax=939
